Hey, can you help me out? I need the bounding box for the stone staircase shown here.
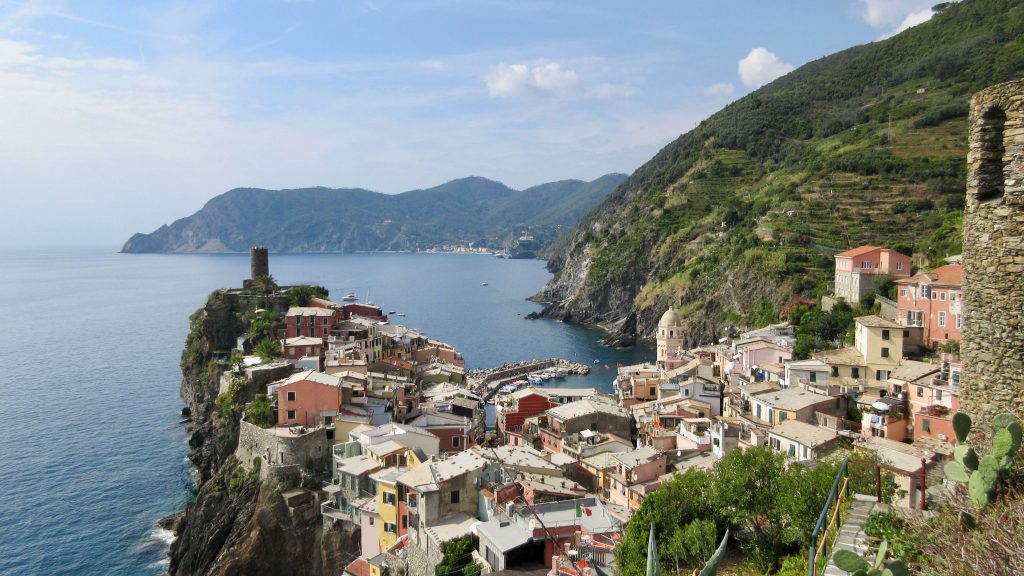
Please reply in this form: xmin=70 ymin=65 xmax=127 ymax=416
xmin=823 ymin=494 xmax=885 ymax=576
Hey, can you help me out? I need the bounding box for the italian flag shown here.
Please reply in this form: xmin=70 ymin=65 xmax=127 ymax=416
xmin=575 ymin=502 xmax=592 ymax=517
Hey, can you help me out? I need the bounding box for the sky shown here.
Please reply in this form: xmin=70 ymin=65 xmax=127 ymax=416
xmin=0 ymin=0 xmax=941 ymax=246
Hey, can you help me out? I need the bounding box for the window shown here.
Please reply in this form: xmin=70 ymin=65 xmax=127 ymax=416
xmin=922 ymin=419 xmax=931 ymax=433
xmin=384 ymin=522 xmax=397 ymax=534
xmin=956 ymin=314 xmax=962 ymax=329
xmin=936 ymin=389 xmax=944 ymax=401
xmin=851 ymin=367 xmax=860 ymax=378
xmin=287 ymin=391 xmax=296 ymax=401
xmin=402 ymin=515 xmax=408 ymax=529
xmin=920 ymin=285 xmax=931 ymax=299
xmin=938 ymin=312 xmax=946 ymax=327
xmin=900 ymin=288 xmax=907 ymax=298
xmin=882 ymin=329 xmax=890 ymax=341
xmin=931 ymin=291 xmax=939 ymax=300
xmin=287 ymin=409 xmax=296 ymax=420
xmin=383 ymin=492 xmax=396 ymax=505
xmin=896 ymin=261 xmax=904 ymax=271
xmin=917 ymin=386 xmax=924 ymax=397
xmin=452 ymin=436 xmax=461 ymax=448
xmin=831 ymin=366 xmax=839 ymax=377
xmin=779 ymin=412 xmax=788 ymax=422
xmin=862 ymin=261 xmax=872 ymax=269
xmin=649 ymin=387 xmax=656 ymax=396
xmin=940 ymin=292 xmax=946 ymax=301
xmin=450 ymin=490 xmax=460 ymax=504
xmin=881 ymin=347 xmax=890 ymax=358
xmin=788 ymin=444 xmax=796 ymax=457
xmin=904 ymin=330 xmax=910 ymax=338
xmin=810 ymin=372 xmax=817 ymax=383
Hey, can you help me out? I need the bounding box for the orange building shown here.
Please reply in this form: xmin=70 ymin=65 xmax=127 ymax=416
xmin=896 ymin=264 xmax=963 ymax=346
xmin=276 ymin=370 xmax=343 ymax=427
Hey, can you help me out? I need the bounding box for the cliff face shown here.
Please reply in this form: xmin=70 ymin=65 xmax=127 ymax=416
xmin=534 ymin=0 xmax=1024 ymax=345
xmin=169 ymin=291 xmax=354 ymax=576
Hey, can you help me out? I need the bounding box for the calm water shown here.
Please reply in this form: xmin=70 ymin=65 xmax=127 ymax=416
xmin=0 ymin=248 xmax=650 ymax=576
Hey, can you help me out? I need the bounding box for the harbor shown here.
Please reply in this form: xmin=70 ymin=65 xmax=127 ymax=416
xmin=467 ymin=358 xmax=592 ymax=400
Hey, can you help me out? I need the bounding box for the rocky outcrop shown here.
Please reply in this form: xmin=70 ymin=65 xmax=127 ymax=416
xmin=168 ymin=291 xmax=353 ymax=576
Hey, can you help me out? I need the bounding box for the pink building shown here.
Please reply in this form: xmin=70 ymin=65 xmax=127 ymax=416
xmin=276 ymin=370 xmax=342 ymax=427
xmin=282 ymin=336 xmax=323 ymax=362
xmin=895 ymin=264 xmax=963 ymax=346
xmin=910 ymin=355 xmax=961 ymax=446
xmin=834 ymin=246 xmax=912 ymax=303
xmin=606 ymin=447 xmax=666 ymax=511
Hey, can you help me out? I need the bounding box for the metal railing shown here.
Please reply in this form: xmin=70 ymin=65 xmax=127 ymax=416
xmin=808 ymin=458 xmax=849 ymax=576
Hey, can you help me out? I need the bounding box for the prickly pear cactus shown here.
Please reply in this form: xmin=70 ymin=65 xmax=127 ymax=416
xmin=943 ymin=412 xmax=1022 ymax=510
xmin=833 ymin=539 xmax=909 ymax=576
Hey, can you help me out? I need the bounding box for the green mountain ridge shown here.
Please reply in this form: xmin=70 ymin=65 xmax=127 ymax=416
xmin=121 ymin=174 xmax=627 ymax=254
xmin=534 ymin=0 xmax=1024 ymax=346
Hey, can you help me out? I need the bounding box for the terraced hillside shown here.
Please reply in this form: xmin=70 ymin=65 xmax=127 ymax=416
xmin=534 ymin=0 xmax=1024 ymax=347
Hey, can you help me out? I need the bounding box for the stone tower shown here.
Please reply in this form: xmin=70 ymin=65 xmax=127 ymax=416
xmin=960 ymin=79 xmax=1024 ymax=427
xmin=250 ymin=246 xmax=269 ymax=280
xmin=657 ymin=307 xmax=685 ymax=370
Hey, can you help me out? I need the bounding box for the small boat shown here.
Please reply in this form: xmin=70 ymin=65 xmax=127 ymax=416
xmin=396 ymin=313 xmax=406 ymax=317
xmin=342 ymin=292 xmax=358 ymax=301
xmin=594 ymin=359 xmax=600 ymax=364
xmin=482 ymin=282 xmax=489 ymax=286
xmin=389 ymin=310 xmax=396 ymax=315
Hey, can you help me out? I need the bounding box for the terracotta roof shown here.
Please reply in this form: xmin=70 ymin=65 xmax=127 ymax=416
xmin=345 ymin=558 xmax=371 ymax=576
xmin=835 ymin=245 xmax=881 ymax=258
xmin=897 ymin=264 xmax=962 ymax=287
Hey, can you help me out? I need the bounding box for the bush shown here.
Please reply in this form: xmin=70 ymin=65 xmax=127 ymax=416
xmin=245 ymin=394 xmax=275 ymax=428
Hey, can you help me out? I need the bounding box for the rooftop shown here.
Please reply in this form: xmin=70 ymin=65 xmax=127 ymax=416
xmin=284 ymin=336 xmax=324 ymax=346
xmin=835 ymin=245 xmax=881 ymax=258
xmin=769 ymin=420 xmax=838 ymax=448
xmin=856 ymin=315 xmax=903 ymax=329
xmin=898 ymin=264 xmax=963 ymax=287
xmin=424 ymin=512 xmax=477 ymax=545
xmin=889 ymin=359 xmax=940 ymax=383
xmin=752 ymin=387 xmax=835 ymax=412
xmin=814 ymin=346 xmax=865 ymax=366
xmin=475 ymin=445 xmax=561 ymax=473
xmin=611 ymin=446 xmax=661 ymax=468
xmin=855 ymin=436 xmax=934 ymax=474
xmin=476 ymin=515 xmax=533 ymax=553
xmin=547 ymin=397 xmax=628 ymax=422
xmin=336 ymin=454 xmax=383 ymax=476
xmin=281 ymin=369 xmax=343 ymax=388
xmin=286 ymin=306 xmax=336 ymax=317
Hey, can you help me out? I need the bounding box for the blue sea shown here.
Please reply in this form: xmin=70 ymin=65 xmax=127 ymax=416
xmin=0 ymin=248 xmax=651 ymax=576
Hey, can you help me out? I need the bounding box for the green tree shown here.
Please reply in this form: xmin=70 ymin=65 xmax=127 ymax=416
xmin=251 ymin=274 xmax=278 ymax=294
xmin=711 ymin=448 xmax=789 ymax=572
xmin=254 ymin=338 xmax=281 ymax=362
xmin=245 ymin=394 xmax=274 ymax=428
xmin=288 ymin=284 xmax=329 ymax=307
xmin=435 ymin=535 xmax=478 ymax=576
xmin=616 ymin=469 xmax=717 ymax=576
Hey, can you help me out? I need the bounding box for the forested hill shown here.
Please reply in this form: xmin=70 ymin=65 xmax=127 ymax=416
xmin=121 ymin=173 xmax=626 ymax=254
xmin=534 ymin=0 xmax=1024 ymax=346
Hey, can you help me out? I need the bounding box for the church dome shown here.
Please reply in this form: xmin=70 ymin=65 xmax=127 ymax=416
xmin=659 ymin=307 xmax=682 ymax=328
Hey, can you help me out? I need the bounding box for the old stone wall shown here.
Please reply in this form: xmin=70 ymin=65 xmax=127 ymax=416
xmin=961 ymin=78 xmax=1024 ymax=428
xmin=236 ymin=420 xmax=331 ymax=479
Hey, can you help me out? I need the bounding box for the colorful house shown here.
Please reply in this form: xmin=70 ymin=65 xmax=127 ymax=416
xmin=285 ymin=306 xmax=338 ymax=339
xmin=895 ymin=264 xmax=963 ymax=346
xmin=833 ymin=246 xmax=912 ymax=303
xmin=276 ymin=370 xmax=343 ymax=427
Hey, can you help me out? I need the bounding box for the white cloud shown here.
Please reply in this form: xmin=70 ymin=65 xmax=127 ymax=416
xmin=0 ymin=37 xmax=137 ymax=71
xmin=704 ymin=82 xmax=735 ymax=97
xmin=892 ymin=8 xmax=934 ymax=34
xmin=858 ymin=0 xmax=946 ymax=38
xmin=737 ymin=48 xmax=793 ymax=88
xmin=858 ymin=0 xmax=934 ymax=28
xmin=487 ymin=62 xmax=579 ymax=98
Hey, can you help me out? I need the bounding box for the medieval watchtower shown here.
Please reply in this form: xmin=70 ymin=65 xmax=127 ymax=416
xmin=960 ymin=79 xmax=1024 ymax=426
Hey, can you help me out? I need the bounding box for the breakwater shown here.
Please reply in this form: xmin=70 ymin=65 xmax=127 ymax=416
xmin=467 ymin=358 xmax=591 ymax=399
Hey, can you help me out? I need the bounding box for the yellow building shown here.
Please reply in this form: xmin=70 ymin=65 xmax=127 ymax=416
xmin=370 ymin=467 xmax=404 ymax=552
